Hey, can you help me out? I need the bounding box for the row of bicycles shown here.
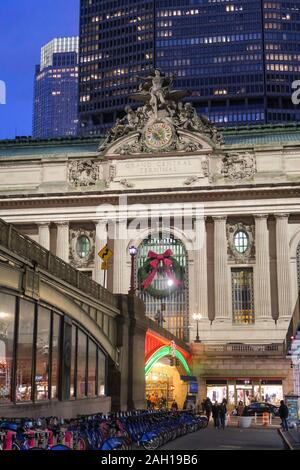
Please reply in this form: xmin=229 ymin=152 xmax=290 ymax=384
xmin=0 ymin=410 xmax=208 ymax=451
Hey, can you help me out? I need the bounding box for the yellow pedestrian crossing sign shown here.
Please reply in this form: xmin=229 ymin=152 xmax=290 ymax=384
xmin=98 ymin=244 xmax=113 ymax=266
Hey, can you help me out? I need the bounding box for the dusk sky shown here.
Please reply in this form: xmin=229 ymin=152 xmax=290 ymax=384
xmin=0 ymin=0 xmax=79 ymax=140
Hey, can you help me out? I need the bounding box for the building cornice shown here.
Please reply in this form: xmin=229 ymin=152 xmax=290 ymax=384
xmin=0 ymin=184 xmax=300 ymax=215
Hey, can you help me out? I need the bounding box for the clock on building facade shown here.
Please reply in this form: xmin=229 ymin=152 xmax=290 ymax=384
xmin=144 ymin=121 xmax=174 ymax=150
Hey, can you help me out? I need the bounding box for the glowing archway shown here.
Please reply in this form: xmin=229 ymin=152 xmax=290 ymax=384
xmin=145 ymin=345 xmax=191 ymax=376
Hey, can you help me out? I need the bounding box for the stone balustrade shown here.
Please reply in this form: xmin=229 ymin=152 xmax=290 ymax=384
xmin=0 ymin=217 xmax=118 ymax=308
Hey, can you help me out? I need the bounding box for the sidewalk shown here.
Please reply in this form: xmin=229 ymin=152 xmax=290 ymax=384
xmin=278 ymin=427 xmax=300 ymax=450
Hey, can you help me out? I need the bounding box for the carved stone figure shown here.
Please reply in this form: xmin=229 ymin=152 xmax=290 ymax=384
xmin=98 ymin=68 xmax=224 ymax=154
xmin=68 ymin=160 xmax=101 ymax=187
xmin=124 ymin=105 xmax=139 ymax=129
xmin=183 ymin=158 xmax=209 ymax=185
xmin=222 ymin=152 xmax=256 ymax=180
xmin=119 ymin=179 xmax=135 ymax=188
xmin=175 ymin=136 xmax=203 ymax=152
xmin=149 ymin=69 xmax=171 ymax=117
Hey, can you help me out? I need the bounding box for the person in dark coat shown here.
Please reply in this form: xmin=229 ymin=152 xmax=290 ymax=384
xmin=204 ymin=397 xmax=213 ymax=421
xmin=146 ymin=395 xmax=152 ymax=409
xmin=171 ymin=400 xmax=178 ymax=412
xmin=219 ymin=399 xmax=227 ymax=429
xmin=212 ymin=401 xmax=220 ymax=429
xmin=278 ymin=400 xmax=289 ymax=431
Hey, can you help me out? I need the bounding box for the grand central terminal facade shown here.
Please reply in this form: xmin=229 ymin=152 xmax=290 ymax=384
xmin=0 ymin=71 xmax=299 ymax=411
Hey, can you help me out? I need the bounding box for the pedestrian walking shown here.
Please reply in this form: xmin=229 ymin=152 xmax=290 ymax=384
xmin=204 ymin=397 xmax=213 ymax=421
xmin=171 ymin=399 xmax=178 ymax=412
xmin=212 ymin=401 xmax=221 ymax=429
xmin=237 ymin=401 xmax=244 ymax=416
xmin=279 ymin=400 xmax=289 ymax=431
xmin=236 ymin=401 xmax=244 ymax=427
xmin=146 ymin=394 xmax=152 ymax=409
xmin=219 ymin=399 xmax=227 ymax=429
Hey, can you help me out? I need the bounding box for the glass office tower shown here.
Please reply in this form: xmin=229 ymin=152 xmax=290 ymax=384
xmin=33 ymin=38 xmax=79 ymax=139
xmin=78 ymin=0 xmax=300 ymax=134
xmin=78 ymin=0 xmax=154 ymax=134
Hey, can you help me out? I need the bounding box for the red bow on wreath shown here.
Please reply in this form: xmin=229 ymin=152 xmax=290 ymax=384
xmin=141 ymin=249 xmax=183 ymax=290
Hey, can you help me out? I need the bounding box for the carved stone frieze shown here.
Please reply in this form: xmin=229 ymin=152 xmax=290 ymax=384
xmin=68 ymin=160 xmax=103 ymax=187
xmin=227 ymin=223 xmax=255 ymax=262
xmin=69 ymin=228 xmax=95 ymax=268
xmin=222 ymin=152 xmax=256 ymax=180
xmin=119 ymin=179 xmax=135 ymax=188
xmin=183 ymin=157 xmax=210 ymax=185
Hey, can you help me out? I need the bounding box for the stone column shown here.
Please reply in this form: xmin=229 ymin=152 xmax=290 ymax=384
xmin=56 ymin=222 xmax=69 ymax=262
xmin=94 ymin=220 xmax=108 ymax=287
xmin=193 ymin=217 xmax=208 ymax=320
xmin=113 ymin=219 xmax=129 ymax=294
xmin=213 ymin=216 xmax=229 ymax=321
xmin=38 ymin=223 xmax=50 ymax=250
xmin=254 ymin=215 xmax=272 ymax=320
xmin=276 ymin=214 xmax=292 ymax=321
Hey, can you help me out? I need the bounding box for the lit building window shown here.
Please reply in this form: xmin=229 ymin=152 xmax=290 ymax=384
xmin=232 ymin=268 xmax=255 ymax=325
xmin=234 ymin=231 xmax=249 ymax=254
xmin=76 ymin=235 xmax=91 ymax=259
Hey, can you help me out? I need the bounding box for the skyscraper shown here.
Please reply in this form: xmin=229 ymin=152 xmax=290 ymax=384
xmin=33 ymin=37 xmax=79 ymax=139
xmin=78 ymin=1 xmax=300 ymax=135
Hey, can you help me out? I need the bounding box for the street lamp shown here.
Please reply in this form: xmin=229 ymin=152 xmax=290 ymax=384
xmin=192 ymin=313 xmax=202 ymax=343
xmin=128 ymin=245 xmax=138 ymax=296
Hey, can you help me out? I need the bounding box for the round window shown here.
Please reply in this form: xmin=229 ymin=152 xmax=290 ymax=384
xmin=76 ymin=235 xmax=90 ymax=259
xmin=234 ymin=231 xmax=249 ymax=254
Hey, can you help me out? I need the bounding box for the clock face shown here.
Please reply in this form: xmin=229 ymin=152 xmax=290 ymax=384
xmin=144 ymin=121 xmax=173 ymax=150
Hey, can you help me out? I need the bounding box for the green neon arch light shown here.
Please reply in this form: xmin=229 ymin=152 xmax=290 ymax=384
xmin=145 ymin=345 xmax=191 ymax=376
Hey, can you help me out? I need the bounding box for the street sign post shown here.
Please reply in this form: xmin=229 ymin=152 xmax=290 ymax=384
xmin=98 ymin=245 xmax=113 ymax=288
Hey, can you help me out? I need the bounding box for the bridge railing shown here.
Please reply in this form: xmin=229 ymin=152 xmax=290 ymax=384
xmin=0 ymin=218 xmax=118 ymax=308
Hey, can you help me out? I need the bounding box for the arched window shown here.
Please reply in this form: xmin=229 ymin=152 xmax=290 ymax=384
xmin=137 ymin=234 xmax=189 ymax=341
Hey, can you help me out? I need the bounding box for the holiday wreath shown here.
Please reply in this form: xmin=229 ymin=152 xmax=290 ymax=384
xmin=138 ymin=249 xmax=185 ymax=298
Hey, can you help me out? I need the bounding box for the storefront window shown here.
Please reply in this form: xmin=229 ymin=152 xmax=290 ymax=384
xmin=228 ymin=385 xmax=235 ymax=405
xmin=0 ymin=291 xmax=110 ymax=403
xmin=0 ymin=294 xmax=15 ymax=402
xmin=16 ymin=300 xmax=35 ymax=402
xmin=207 ymin=385 xmax=227 ymax=403
xmin=261 ymin=382 xmax=283 ymax=404
xmin=77 ymin=330 xmax=87 ymax=398
xmin=254 ymin=385 xmax=261 ymax=402
xmin=35 ymin=307 xmax=50 ymax=401
xmin=88 ymin=339 xmax=97 ymax=397
xmin=98 ymin=348 xmax=106 ymax=396
xmin=236 ymin=386 xmax=253 ymax=405
xmin=70 ymin=326 xmax=76 ymax=398
xmin=206 ymin=379 xmax=283 ymax=406
xmin=51 ymin=314 xmax=60 ymax=399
